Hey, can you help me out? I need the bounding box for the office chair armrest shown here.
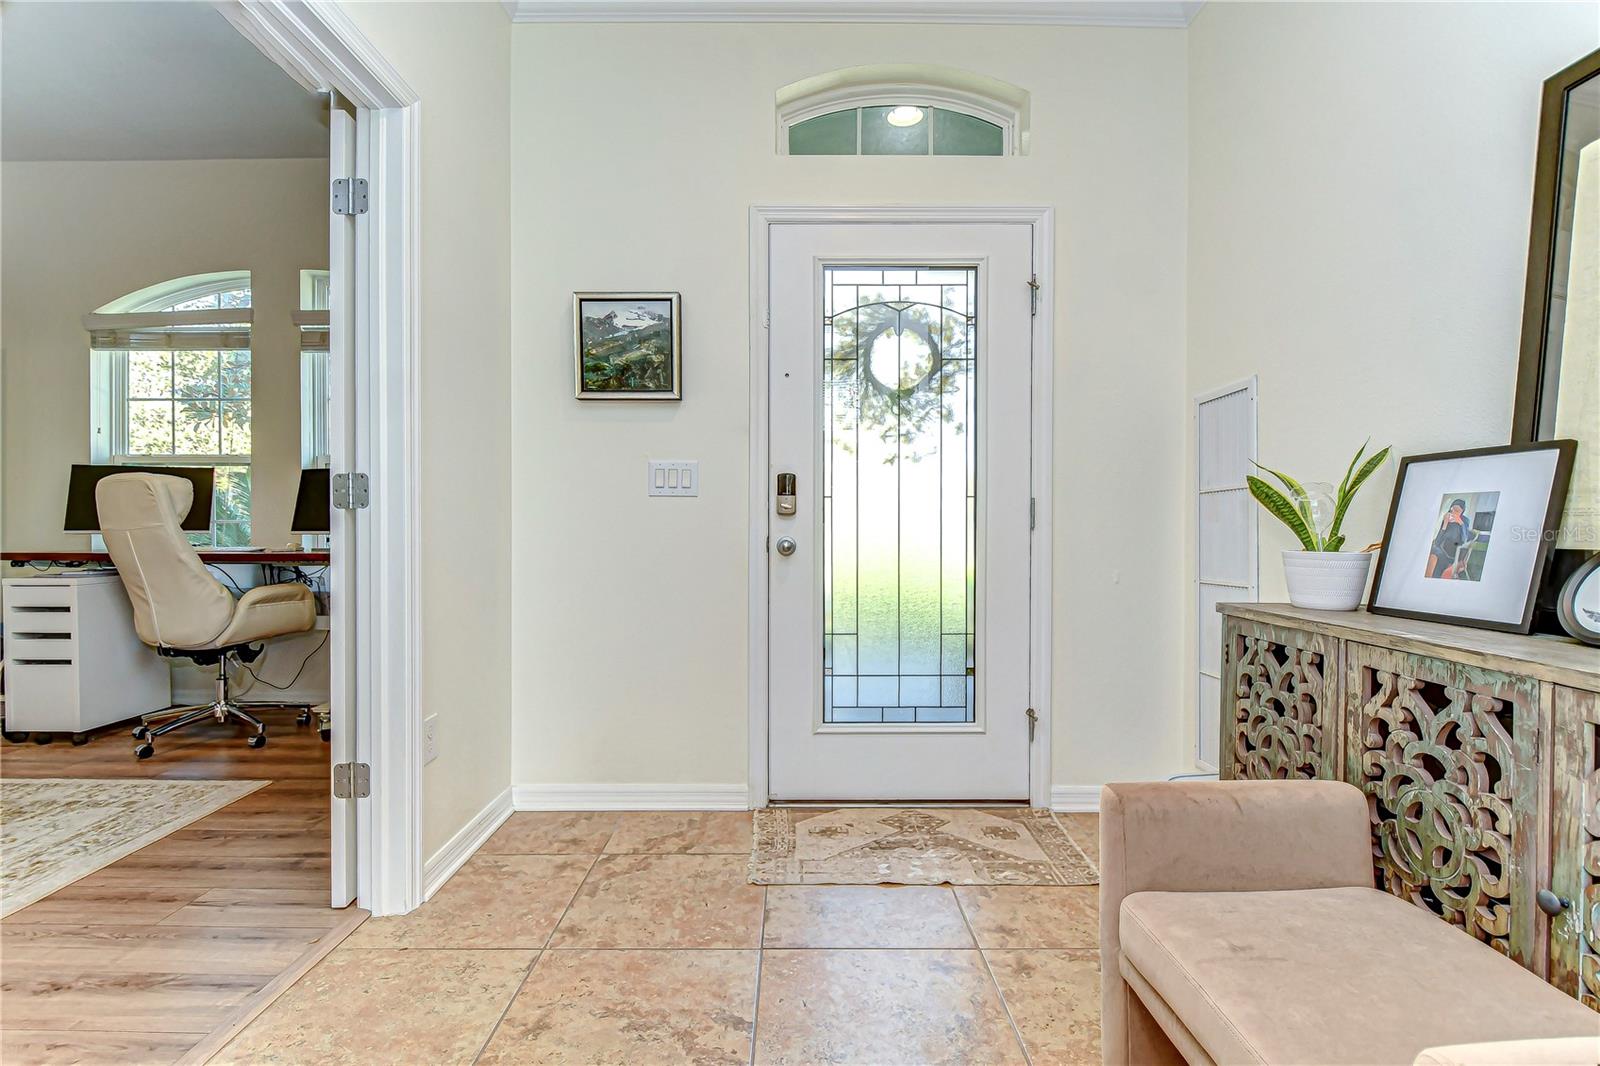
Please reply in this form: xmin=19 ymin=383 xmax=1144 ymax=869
xmin=212 ymin=582 xmax=318 ymax=647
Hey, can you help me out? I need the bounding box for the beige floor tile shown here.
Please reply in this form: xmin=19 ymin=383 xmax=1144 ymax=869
xmin=211 ymin=947 xmax=534 ymax=1066
xmin=604 ymin=811 xmax=753 ymax=854
xmin=345 ymin=854 xmax=592 ymax=949
xmin=986 ymin=950 xmax=1101 ymax=1064
xmin=753 ymin=949 xmax=1026 ymax=1065
xmin=1055 ymin=813 xmax=1100 ymax=866
xmin=478 ymin=949 xmax=758 ymax=1065
xmin=482 ymin=811 xmax=620 ymax=854
xmin=550 ymin=855 xmax=764 ymax=948
xmin=954 ymin=886 xmax=1098 ymax=948
xmin=762 ymin=886 xmax=975 ymax=949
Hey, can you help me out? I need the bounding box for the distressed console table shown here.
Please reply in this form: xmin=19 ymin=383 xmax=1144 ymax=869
xmin=1218 ymin=602 xmax=1600 ymax=1010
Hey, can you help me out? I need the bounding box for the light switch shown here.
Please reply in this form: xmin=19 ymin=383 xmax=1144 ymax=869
xmin=647 ymin=460 xmax=699 ymax=497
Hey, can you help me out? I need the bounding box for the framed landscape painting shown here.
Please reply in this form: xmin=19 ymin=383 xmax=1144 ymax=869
xmin=574 ymin=292 xmax=681 ymax=399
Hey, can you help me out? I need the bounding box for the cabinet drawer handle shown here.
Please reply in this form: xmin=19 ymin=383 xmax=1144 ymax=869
xmin=1536 ymin=889 xmax=1571 ymax=917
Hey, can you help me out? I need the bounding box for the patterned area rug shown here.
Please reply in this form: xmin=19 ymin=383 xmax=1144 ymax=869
xmin=749 ymin=807 xmax=1098 ymax=886
xmin=0 ymin=777 xmax=269 ymax=917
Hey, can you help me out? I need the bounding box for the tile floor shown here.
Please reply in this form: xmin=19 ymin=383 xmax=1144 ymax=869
xmin=217 ymin=810 xmax=1102 ymax=1065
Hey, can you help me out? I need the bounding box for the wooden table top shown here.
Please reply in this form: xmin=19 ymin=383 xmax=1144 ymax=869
xmin=3 ymin=549 xmax=329 ymax=566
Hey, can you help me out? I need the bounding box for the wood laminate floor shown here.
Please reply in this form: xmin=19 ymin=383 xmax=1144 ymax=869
xmin=0 ymin=709 xmax=357 ymax=1066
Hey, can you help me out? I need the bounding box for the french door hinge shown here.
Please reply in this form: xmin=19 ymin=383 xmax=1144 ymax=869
xmin=1028 ymin=274 xmax=1039 ymax=317
xmin=1026 ymin=707 xmax=1038 ymax=742
xmin=1030 ymin=496 xmax=1036 ymax=531
xmin=332 ymin=472 xmax=370 ymax=510
xmin=331 ymin=177 xmax=369 ymax=216
xmin=332 ymin=761 xmax=371 ymax=799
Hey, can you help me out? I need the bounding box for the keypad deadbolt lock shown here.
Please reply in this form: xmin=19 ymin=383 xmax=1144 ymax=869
xmin=776 ymin=473 xmax=797 ymax=516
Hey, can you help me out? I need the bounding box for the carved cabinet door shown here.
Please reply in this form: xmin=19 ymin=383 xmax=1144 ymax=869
xmin=1550 ymin=685 xmax=1599 ymax=1010
xmin=1345 ymin=642 xmax=1543 ymax=970
xmin=1220 ymin=618 xmax=1340 ymax=782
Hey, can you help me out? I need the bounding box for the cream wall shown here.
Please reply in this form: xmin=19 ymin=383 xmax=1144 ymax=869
xmin=336 ymin=2 xmax=514 ymax=857
xmin=1 ymin=157 xmax=326 ymax=550
xmin=509 ymin=23 xmax=1192 ymax=793
xmin=1183 ymin=2 xmax=1600 ymax=765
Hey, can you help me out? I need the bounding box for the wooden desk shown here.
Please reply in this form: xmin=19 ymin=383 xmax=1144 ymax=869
xmin=3 ymin=549 xmax=330 ymax=566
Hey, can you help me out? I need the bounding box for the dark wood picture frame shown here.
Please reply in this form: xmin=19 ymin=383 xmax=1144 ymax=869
xmin=1512 ymin=48 xmax=1600 ymax=442
xmin=1368 ymin=440 xmax=1577 ymax=634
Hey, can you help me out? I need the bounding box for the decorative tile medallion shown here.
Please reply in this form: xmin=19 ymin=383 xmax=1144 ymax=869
xmin=749 ymin=807 xmax=1097 ymax=886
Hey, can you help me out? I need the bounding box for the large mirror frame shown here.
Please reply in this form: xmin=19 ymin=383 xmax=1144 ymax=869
xmin=1514 ymin=47 xmax=1600 ymax=444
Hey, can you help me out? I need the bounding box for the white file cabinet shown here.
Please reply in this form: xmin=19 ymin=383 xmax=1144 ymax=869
xmin=3 ymin=573 xmax=171 ymax=739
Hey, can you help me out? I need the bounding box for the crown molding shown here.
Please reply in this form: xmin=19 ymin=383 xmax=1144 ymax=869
xmin=504 ymin=1 xmax=1203 ymax=27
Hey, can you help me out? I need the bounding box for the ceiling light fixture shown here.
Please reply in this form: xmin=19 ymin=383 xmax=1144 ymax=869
xmin=886 ymin=106 xmax=925 ymax=128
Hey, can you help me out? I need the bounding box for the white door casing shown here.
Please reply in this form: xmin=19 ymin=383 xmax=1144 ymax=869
xmin=765 ymin=220 xmax=1037 ymax=802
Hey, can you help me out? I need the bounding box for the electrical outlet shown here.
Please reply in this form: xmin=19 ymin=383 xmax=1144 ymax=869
xmin=423 ymin=714 xmax=439 ymax=765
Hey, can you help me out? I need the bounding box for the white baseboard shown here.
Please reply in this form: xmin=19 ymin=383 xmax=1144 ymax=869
xmin=1049 ymin=785 xmax=1102 ymax=812
xmin=422 ymin=786 xmax=512 ymax=901
xmin=511 ymin=783 xmax=749 ymax=811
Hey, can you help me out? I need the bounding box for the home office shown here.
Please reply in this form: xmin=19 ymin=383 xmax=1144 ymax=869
xmin=2 ymin=463 xmax=332 ymax=752
xmin=0 ymin=7 xmax=357 ymax=1041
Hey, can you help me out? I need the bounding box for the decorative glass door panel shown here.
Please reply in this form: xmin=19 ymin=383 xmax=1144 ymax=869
xmin=823 ymin=267 xmax=977 ymax=725
xmin=767 ymin=222 xmax=1034 ymax=802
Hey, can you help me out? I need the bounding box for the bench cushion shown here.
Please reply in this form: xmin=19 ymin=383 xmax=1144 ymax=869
xmin=1120 ymin=886 xmax=1598 ymax=1065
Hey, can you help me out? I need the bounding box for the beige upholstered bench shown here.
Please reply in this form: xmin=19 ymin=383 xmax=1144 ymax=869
xmin=1099 ymin=781 xmax=1599 ymax=1065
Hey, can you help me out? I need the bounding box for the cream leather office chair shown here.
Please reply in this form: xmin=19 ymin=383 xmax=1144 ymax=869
xmin=96 ymin=472 xmax=317 ymax=759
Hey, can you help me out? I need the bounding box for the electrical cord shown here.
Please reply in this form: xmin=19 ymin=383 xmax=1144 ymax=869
xmin=236 ymin=630 xmax=329 ymax=691
xmin=206 ymin=563 xmax=248 ymax=597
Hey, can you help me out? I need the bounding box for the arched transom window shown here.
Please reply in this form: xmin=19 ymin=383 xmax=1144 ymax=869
xmin=778 ymin=64 xmax=1030 ymax=157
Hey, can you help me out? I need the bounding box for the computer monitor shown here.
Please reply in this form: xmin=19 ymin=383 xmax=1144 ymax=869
xmin=291 ymin=468 xmax=332 ymax=535
xmin=64 ymin=464 xmax=214 ymax=534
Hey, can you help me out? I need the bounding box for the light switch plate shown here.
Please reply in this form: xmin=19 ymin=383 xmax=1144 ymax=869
xmin=647 ymin=460 xmax=698 ymax=497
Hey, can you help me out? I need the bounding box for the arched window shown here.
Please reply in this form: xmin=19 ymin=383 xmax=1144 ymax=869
xmin=778 ymin=64 xmax=1030 ymax=157
xmin=87 ymin=271 xmax=254 ymax=546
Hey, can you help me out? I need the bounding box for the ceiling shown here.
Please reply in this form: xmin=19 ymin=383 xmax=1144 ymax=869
xmin=2 ymin=2 xmax=328 ymax=162
xmin=505 ymin=1 xmax=1204 ymax=25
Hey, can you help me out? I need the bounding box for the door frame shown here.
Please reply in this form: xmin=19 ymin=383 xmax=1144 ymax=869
xmin=219 ymin=0 xmax=424 ymax=916
xmin=746 ymin=205 xmax=1055 ymax=809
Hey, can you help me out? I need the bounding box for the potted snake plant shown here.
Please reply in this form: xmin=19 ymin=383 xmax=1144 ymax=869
xmin=1248 ymin=442 xmax=1392 ymax=610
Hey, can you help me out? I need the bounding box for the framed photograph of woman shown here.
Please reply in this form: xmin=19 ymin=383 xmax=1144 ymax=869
xmin=1369 ymin=440 xmax=1577 ymax=632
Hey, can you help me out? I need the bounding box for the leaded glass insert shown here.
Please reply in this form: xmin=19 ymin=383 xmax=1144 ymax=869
xmin=823 ymin=266 xmax=977 ymax=725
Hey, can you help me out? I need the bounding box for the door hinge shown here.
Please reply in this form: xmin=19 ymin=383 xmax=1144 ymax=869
xmin=332 ymin=762 xmax=371 ymax=799
xmin=331 ymin=177 xmax=369 ymax=216
xmin=1026 ymin=707 xmax=1038 ymax=742
xmin=332 ymin=472 xmax=370 ymax=510
xmin=1030 ymin=497 xmax=1036 ymax=531
xmin=1028 ymin=274 xmax=1039 ymax=317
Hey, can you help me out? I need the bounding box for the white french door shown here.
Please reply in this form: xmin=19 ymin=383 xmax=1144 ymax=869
xmin=327 ymin=104 xmax=357 ymax=908
xmin=767 ymin=222 xmax=1036 ymax=801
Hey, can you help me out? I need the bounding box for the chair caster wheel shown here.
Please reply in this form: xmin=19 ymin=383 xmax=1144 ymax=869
xmin=71 ymin=733 xmax=90 ymax=746
xmin=32 ymin=734 xmax=53 ymax=745
xmin=247 ymin=734 xmax=267 ymax=749
xmin=297 ymin=710 xmax=312 ymax=726
xmin=319 ymin=728 xmax=331 ymax=742
xmin=3 ymin=730 xmax=29 ymax=744
xmin=134 ymin=742 xmax=155 ymax=759
xmin=132 ymin=725 xmax=150 ymax=740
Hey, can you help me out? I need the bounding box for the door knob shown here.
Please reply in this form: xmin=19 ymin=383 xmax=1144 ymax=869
xmin=775 ymin=537 xmax=797 ymax=557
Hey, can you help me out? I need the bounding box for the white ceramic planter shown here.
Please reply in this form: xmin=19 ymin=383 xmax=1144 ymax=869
xmin=1281 ymin=550 xmax=1374 ymax=611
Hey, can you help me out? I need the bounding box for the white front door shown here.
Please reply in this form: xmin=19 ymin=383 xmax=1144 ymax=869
xmin=767 ymin=222 xmax=1036 ymax=801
